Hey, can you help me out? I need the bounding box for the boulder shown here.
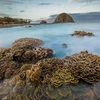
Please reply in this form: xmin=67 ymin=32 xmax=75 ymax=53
xmin=53 ymin=13 xmax=74 ymax=23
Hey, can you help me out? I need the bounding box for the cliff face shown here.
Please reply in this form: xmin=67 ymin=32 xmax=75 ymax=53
xmin=53 ymin=13 xmax=74 ymax=23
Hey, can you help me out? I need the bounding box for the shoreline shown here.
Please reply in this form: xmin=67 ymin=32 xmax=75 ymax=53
xmin=0 ymin=23 xmax=37 ymax=28
xmin=0 ymin=23 xmax=62 ymax=28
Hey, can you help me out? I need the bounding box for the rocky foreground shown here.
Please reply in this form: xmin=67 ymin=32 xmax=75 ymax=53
xmin=0 ymin=38 xmax=100 ymax=100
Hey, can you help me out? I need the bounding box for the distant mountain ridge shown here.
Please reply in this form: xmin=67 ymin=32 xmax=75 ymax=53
xmin=70 ymin=12 xmax=100 ymax=22
xmin=32 ymin=12 xmax=100 ymax=23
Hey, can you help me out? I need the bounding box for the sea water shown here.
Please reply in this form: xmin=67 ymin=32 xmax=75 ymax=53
xmin=0 ymin=22 xmax=100 ymax=58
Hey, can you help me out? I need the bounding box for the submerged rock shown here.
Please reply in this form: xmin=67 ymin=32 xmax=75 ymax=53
xmin=53 ymin=13 xmax=74 ymax=23
xmin=71 ymin=31 xmax=94 ymax=37
xmin=62 ymin=43 xmax=67 ymax=48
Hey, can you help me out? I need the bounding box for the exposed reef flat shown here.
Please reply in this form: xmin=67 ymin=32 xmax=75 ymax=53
xmin=71 ymin=31 xmax=94 ymax=37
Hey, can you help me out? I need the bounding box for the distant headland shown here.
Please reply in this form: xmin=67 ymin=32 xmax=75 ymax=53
xmin=0 ymin=13 xmax=74 ymax=28
xmin=0 ymin=17 xmax=32 ymax=28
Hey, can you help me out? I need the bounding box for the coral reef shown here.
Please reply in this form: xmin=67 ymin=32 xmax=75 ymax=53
xmin=71 ymin=31 xmax=94 ymax=37
xmin=0 ymin=48 xmax=100 ymax=100
xmin=0 ymin=38 xmax=53 ymax=80
xmin=64 ymin=51 xmax=100 ymax=83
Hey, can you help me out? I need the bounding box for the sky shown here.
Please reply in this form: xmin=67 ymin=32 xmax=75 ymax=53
xmin=0 ymin=0 xmax=100 ymax=20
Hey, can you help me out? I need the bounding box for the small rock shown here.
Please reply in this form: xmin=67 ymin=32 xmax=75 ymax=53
xmin=40 ymin=20 xmax=47 ymax=24
xmin=62 ymin=43 xmax=67 ymax=48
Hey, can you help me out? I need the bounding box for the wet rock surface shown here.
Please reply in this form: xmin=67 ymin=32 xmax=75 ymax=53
xmin=71 ymin=31 xmax=94 ymax=37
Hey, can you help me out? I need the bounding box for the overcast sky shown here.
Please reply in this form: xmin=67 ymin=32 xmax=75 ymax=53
xmin=0 ymin=0 xmax=100 ymax=20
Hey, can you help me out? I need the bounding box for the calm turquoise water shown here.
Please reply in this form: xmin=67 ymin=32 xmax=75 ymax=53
xmin=0 ymin=22 xmax=100 ymax=58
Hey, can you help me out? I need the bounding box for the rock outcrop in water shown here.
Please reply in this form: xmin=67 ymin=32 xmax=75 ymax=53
xmin=62 ymin=43 xmax=67 ymax=48
xmin=40 ymin=20 xmax=47 ymax=24
xmin=53 ymin=13 xmax=74 ymax=23
xmin=0 ymin=50 xmax=100 ymax=100
xmin=71 ymin=31 xmax=94 ymax=37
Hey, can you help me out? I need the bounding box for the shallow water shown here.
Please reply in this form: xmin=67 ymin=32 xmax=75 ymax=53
xmin=0 ymin=22 xmax=100 ymax=58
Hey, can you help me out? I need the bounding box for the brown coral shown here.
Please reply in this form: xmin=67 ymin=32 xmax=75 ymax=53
xmin=64 ymin=51 xmax=100 ymax=83
xmin=71 ymin=31 xmax=94 ymax=37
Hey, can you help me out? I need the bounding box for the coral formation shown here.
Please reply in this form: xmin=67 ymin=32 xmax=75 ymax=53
xmin=51 ymin=68 xmax=78 ymax=87
xmin=0 ymin=43 xmax=100 ymax=100
xmin=71 ymin=31 xmax=94 ymax=37
xmin=0 ymin=38 xmax=53 ymax=80
xmin=12 ymin=38 xmax=43 ymax=49
xmin=64 ymin=51 xmax=100 ymax=83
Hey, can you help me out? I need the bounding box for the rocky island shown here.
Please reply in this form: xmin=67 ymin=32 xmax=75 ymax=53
xmin=40 ymin=20 xmax=47 ymax=24
xmin=53 ymin=13 xmax=74 ymax=23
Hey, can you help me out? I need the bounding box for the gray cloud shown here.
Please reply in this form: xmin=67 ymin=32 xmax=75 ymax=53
xmin=0 ymin=0 xmax=24 ymax=5
xmin=69 ymin=0 xmax=99 ymax=3
xmin=39 ymin=3 xmax=52 ymax=6
xmin=0 ymin=12 xmax=17 ymax=17
xmin=20 ymin=10 xmax=25 ymax=12
xmin=0 ymin=13 xmax=10 ymax=17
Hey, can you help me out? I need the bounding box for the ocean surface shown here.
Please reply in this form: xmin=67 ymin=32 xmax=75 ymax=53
xmin=0 ymin=22 xmax=100 ymax=58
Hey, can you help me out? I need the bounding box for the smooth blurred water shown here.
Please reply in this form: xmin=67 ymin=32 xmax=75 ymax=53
xmin=0 ymin=22 xmax=100 ymax=58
